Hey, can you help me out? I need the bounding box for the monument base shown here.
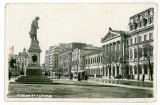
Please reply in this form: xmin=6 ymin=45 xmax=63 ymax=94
xmin=26 ymin=64 xmax=42 ymax=76
xmin=15 ymin=76 xmax=53 ymax=84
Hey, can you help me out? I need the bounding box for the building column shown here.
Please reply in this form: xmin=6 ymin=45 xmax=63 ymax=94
xmin=104 ymin=65 xmax=106 ymax=77
xmin=132 ymin=66 xmax=135 ymax=79
xmin=133 ymin=48 xmax=135 ymax=61
xmin=128 ymin=65 xmax=131 ymax=75
xmin=142 ymin=64 xmax=144 ymax=74
xmin=115 ymin=42 xmax=118 ymax=61
xmin=111 ymin=65 xmax=113 ymax=75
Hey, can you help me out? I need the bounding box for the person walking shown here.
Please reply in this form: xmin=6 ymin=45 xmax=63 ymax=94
xmin=58 ymin=73 xmax=61 ymax=79
xmin=9 ymin=71 xmax=12 ymax=81
xmin=142 ymin=74 xmax=145 ymax=82
xmin=84 ymin=72 xmax=89 ymax=82
xmin=70 ymin=72 xmax=73 ymax=80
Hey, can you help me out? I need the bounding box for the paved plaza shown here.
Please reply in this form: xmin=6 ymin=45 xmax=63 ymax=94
xmin=8 ymin=78 xmax=153 ymax=98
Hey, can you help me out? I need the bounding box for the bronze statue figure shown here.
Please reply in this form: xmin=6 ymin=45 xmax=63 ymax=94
xmin=29 ymin=16 xmax=40 ymax=42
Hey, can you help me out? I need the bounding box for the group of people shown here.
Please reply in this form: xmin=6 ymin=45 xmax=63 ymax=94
xmin=69 ymin=71 xmax=89 ymax=82
xmin=77 ymin=71 xmax=89 ymax=82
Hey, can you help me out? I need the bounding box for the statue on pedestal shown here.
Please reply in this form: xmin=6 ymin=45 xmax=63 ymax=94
xmin=29 ymin=16 xmax=40 ymax=42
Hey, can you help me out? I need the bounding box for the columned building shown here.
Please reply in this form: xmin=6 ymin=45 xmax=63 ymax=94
xmin=128 ymin=7 xmax=154 ymax=80
xmin=101 ymin=28 xmax=128 ymax=78
xmin=72 ymin=46 xmax=102 ymax=74
xmin=84 ymin=51 xmax=103 ymax=77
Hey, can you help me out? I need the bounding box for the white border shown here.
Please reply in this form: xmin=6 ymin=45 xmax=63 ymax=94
xmin=1 ymin=0 xmax=160 ymax=105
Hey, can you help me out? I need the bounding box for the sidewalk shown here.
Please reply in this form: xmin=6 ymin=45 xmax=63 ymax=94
xmin=51 ymin=78 xmax=153 ymax=91
xmin=89 ymin=77 xmax=153 ymax=87
xmin=9 ymin=76 xmax=153 ymax=90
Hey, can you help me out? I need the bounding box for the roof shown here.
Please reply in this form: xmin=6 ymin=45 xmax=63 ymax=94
xmin=101 ymin=27 xmax=126 ymax=43
xmin=85 ymin=50 xmax=103 ymax=56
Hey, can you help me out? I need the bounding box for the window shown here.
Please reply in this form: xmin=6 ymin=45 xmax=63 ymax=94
xmin=130 ymin=50 xmax=133 ymax=60
xmin=139 ymin=36 xmax=142 ymax=42
xmin=144 ymin=34 xmax=147 ymax=41
xmin=135 ymin=37 xmax=137 ymax=43
xmin=150 ymin=17 xmax=154 ymax=23
xmin=139 ymin=65 xmax=142 ymax=74
xmin=126 ymin=40 xmax=129 ymax=45
xmin=139 ymin=48 xmax=142 ymax=57
xmin=134 ymin=66 xmax=137 ymax=74
xmin=144 ymin=65 xmax=148 ymax=74
xmin=150 ymin=46 xmax=153 ymax=57
xmin=130 ymin=39 xmax=133 ymax=45
xmin=91 ymin=58 xmax=92 ymax=64
xmin=149 ymin=33 xmax=153 ymax=40
xmin=126 ymin=50 xmax=129 ymax=59
xmin=134 ymin=49 xmax=137 ymax=58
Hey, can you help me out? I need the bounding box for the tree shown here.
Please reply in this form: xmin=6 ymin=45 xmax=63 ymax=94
xmin=143 ymin=43 xmax=153 ymax=81
xmin=9 ymin=58 xmax=16 ymax=68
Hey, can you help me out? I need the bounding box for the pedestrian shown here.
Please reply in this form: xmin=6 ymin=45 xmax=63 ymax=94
xmin=81 ymin=71 xmax=85 ymax=81
xmin=58 ymin=73 xmax=61 ymax=79
xmin=9 ymin=71 xmax=12 ymax=81
xmin=84 ymin=72 xmax=89 ymax=81
xmin=142 ymin=74 xmax=145 ymax=82
xmin=70 ymin=72 xmax=73 ymax=80
xmin=78 ymin=72 xmax=82 ymax=81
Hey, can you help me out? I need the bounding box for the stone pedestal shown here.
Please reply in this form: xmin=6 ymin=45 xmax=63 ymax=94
xmin=26 ymin=41 xmax=42 ymax=76
xmin=15 ymin=41 xmax=52 ymax=84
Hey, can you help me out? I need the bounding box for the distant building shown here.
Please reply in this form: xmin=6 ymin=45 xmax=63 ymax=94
xmin=44 ymin=43 xmax=68 ymax=74
xmin=59 ymin=42 xmax=87 ymax=75
xmin=9 ymin=48 xmax=29 ymax=76
xmin=84 ymin=50 xmax=103 ymax=77
xmin=44 ymin=50 xmax=50 ymax=72
xmin=72 ymin=46 xmax=102 ymax=74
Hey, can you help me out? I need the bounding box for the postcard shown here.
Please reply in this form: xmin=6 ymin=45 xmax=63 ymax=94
xmin=5 ymin=3 xmax=157 ymax=102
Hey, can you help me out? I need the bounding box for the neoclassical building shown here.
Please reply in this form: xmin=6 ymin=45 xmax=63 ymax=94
xmin=128 ymin=7 xmax=154 ymax=80
xmin=84 ymin=51 xmax=103 ymax=77
xmin=101 ymin=28 xmax=128 ymax=78
xmin=101 ymin=7 xmax=154 ymax=81
xmin=72 ymin=46 xmax=102 ymax=74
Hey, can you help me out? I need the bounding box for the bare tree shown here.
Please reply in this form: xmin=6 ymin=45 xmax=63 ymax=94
xmin=143 ymin=43 xmax=153 ymax=81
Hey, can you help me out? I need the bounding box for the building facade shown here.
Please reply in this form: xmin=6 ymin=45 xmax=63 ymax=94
xmin=84 ymin=51 xmax=103 ymax=77
xmin=44 ymin=43 xmax=68 ymax=73
xmin=44 ymin=50 xmax=50 ymax=72
xmin=101 ymin=28 xmax=128 ymax=79
xmin=59 ymin=42 xmax=87 ymax=75
xmin=71 ymin=46 xmax=102 ymax=74
xmin=101 ymin=7 xmax=154 ymax=81
xmin=9 ymin=48 xmax=29 ymax=76
xmin=127 ymin=7 xmax=154 ymax=80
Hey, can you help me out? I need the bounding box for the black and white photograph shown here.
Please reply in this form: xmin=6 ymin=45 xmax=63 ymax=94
xmin=5 ymin=3 xmax=157 ymax=102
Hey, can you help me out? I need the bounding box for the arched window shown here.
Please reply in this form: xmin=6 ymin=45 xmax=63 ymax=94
xmin=130 ymin=66 xmax=133 ymax=74
xmin=134 ymin=49 xmax=137 ymax=58
xmin=130 ymin=49 xmax=133 ymax=60
xmin=139 ymin=48 xmax=142 ymax=57
xmin=144 ymin=64 xmax=148 ymax=74
xmin=139 ymin=65 xmax=142 ymax=74
xmin=134 ymin=66 xmax=137 ymax=74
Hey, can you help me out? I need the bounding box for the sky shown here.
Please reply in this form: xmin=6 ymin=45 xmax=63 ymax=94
xmin=5 ymin=4 xmax=155 ymax=64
